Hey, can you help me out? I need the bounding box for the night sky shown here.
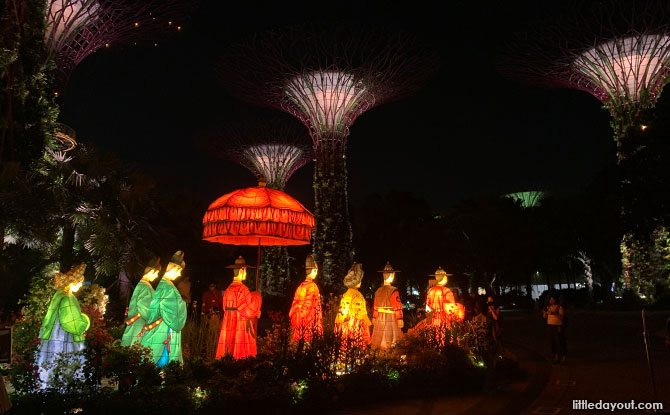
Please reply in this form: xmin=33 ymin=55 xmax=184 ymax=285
xmin=59 ymin=0 xmax=617 ymax=213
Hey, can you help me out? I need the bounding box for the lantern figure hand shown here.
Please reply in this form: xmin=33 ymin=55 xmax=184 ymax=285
xmin=397 ymin=320 xmax=404 ymax=329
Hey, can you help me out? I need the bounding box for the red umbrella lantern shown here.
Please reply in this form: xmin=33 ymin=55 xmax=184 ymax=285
xmin=202 ymin=179 xmax=315 ymax=289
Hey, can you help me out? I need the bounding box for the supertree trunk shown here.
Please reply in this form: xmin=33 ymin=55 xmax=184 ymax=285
xmin=260 ymin=246 xmax=290 ymax=296
xmin=313 ymin=139 xmax=353 ymax=292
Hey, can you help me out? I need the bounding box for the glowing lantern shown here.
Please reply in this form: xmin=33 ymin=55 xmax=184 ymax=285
xmin=202 ymin=178 xmax=314 ymax=289
xmin=335 ymin=263 xmax=371 ymax=348
xmin=426 ymin=267 xmax=464 ymax=327
xmin=371 ymin=261 xmax=403 ymax=349
xmin=215 ymin=256 xmax=262 ymax=359
xmin=36 ymin=263 xmax=90 ymax=388
xmin=288 ymin=255 xmax=323 ymax=342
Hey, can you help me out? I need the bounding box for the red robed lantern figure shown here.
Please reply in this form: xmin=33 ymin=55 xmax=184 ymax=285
xmin=202 ymin=178 xmax=315 ymax=290
xmin=426 ymin=267 xmax=465 ymax=326
xmin=288 ymin=254 xmax=323 ymax=342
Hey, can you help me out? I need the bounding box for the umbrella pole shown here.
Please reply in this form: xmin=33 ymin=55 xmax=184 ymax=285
xmin=256 ymin=239 xmax=261 ymax=292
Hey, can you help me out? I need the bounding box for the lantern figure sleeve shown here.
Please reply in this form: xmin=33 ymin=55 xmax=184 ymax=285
xmin=121 ymin=280 xmax=155 ymax=346
xmin=289 ymin=280 xmax=323 ymax=342
xmin=36 ymin=290 xmax=90 ymax=387
xmin=140 ymin=279 xmax=187 ymax=367
xmin=371 ymin=285 xmax=403 ymax=349
xmin=335 ymin=288 xmax=371 ymax=348
xmin=216 ymin=282 xmax=262 ymax=359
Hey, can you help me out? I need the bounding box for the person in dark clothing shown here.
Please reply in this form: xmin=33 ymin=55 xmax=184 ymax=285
xmin=486 ymin=296 xmax=504 ymax=357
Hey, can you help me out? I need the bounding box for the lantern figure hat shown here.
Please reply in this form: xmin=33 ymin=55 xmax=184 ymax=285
xmin=166 ymin=251 xmax=185 ymax=274
xmin=429 ymin=266 xmax=453 ymax=284
xmin=344 ymin=263 xmax=364 ymax=288
xmin=377 ymin=261 xmax=401 ymax=275
xmin=305 ymin=254 xmax=317 ymax=270
xmin=226 ymin=256 xmax=256 ymax=269
xmin=143 ymin=257 xmax=161 ymax=276
xmin=54 ymin=263 xmax=86 ymax=290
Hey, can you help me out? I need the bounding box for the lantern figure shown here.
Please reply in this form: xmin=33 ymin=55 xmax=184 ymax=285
xmin=425 ymin=267 xmax=464 ymax=345
xmin=216 ymin=256 xmax=262 ymax=359
xmin=121 ymin=257 xmax=161 ymax=347
xmin=140 ymin=251 xmax=187 ymax=367
xmin=335 ymin=263 xmax=371 ymax=349
xmin=288 ymin=255 xmax=323 ymax=342
xmin=371 ymin=262 xmax=403 ymax=349
xmin=37 ymin=263 xmax=90 ymax=388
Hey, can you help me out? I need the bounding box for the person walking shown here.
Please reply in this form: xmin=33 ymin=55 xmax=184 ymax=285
xmin=486 ymin=296 xmax=504 ymax=357
xmin=543 ymin=294 xmax=567 ymax=365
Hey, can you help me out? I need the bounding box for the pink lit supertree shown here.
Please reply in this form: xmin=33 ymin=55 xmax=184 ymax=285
xmin=45 ymin=0 xmax=193 ymax=92
xmin=197 ymin=116 xmax=313 ymax=296
xmin=500 ymin=1 xmax=670 ymax=297
xmin=218 ymin=23 xmax=437 ymax=290
xmin=199 ymin=117 xmax=313 ymax=192
xmin=500 ymin=1 xmax=670 ymax=156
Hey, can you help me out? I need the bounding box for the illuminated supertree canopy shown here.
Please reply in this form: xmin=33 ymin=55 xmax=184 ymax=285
xmin=505 ymin=191 xmax=545 ymax=208
xmin=45 ymin=0 xmax=194 ymax=90
xmin=197 ymin=117 xmax=313 ymax=191
xmin=499 ymin=1 xmax=670 ymax=149
xmin=218 ymin=23 xmax=437 ymax=290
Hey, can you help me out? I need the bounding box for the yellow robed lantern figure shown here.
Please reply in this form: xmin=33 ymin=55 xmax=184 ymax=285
xmin=426 ymin=266 xmax=465 ymax=328
xmin=288 ymin=254 xmax=323 ymax=342
xmin=335 ymin=263 xmax=371 ymax=348
xmin=371 ymin=261 xmax=403 ymax=349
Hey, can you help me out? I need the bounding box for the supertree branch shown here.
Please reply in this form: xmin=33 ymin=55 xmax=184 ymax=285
xmin=499 ymin=1 xmax=670 ymax=145
xmin=196 ymin=116 xmax=313 ymax=190
xmin=45 ymin=0 xmax=195 ymax=90
xmin=218 ymin=23 xmax=438 ymax=134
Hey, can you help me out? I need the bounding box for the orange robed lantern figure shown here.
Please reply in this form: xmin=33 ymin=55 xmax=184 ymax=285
xmin=426 ymin=267 xmax=465 ymax=329
xmin=288 ymin=255 xmax=323 ymax=342
xmin=335 ymin=263 xmax=371 ymax=348
xmin=371 ymin=261 xmax=403 ymax=349
xmin=216 ymin=256 xmax=262 ymax=359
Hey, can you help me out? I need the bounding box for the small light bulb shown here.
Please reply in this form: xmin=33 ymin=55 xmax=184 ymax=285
xmin=641 ymin=125 xmax=648 ymax=131
xmin=134 ymin=22 xmax=139 ymax=27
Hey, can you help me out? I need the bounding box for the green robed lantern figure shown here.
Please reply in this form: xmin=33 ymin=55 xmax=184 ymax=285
xmin=36 ymin=263 xmax=90 ymax=388
xmin=121 ymin=257 xmax=161 ymax=346
xmin=141 ymin=251 xmax=187 ymax=367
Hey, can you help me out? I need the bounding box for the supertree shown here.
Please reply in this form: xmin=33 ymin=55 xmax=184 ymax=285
xmin=499 ymin=1 xmax=670 ymax=297
xmin=45 ymin=0 xmax=194 ymax=92
xmin=505 ymin=191 xmax=545 ymax=209
xmin=197 ymin=116 xmax=313 ymax=296
xmin=218 ymin=23 xmax=437 ymax=290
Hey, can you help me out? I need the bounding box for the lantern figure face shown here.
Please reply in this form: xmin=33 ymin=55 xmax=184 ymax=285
xmin=164 ymin=267 xmax=182 ymax=281
xmin=234 ymin=268 xmax=247 ymax=281
xmin=69 ymin=281 xmax=83 ymax=293
xmin=384 ymin=272 xmax=395 ymax=284
xmin=573 ymin=35 xmax=670 ymax=103
xmin=307 ymin=268 xmax=318 ymax=281
xmin=285 ymin=71 xmax=368 ymax=132
xmin=143 ymin=269 xmax=159 ymax=282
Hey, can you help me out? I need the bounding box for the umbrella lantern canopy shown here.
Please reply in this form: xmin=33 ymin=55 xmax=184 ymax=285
xmin=202 ymin=179 xmax=315 ymax=289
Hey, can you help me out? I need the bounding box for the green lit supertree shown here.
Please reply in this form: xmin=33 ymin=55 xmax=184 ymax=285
xmin=218 ymin=23 xmax=437 ymax=291
xmin=505 ymin=191 xmax=546 ymax=209
xmin=500 ymin=1 xmax=670 ymax=298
